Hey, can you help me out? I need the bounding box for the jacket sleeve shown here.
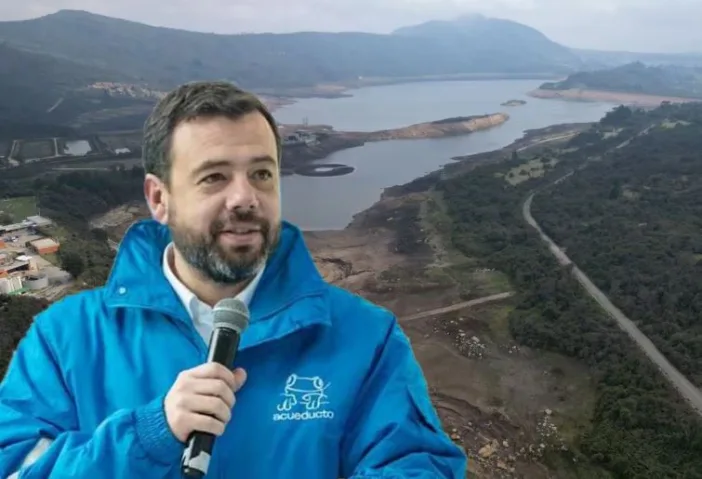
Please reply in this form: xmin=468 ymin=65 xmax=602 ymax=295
xmin=340 ymin=320 xmax=468 ymax=478
xmin=0 ymin=314 xmax=184 ymax=478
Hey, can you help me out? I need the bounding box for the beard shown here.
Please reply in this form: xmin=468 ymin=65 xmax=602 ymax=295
xmin=168 ymin=206 xmax=279 ymax=285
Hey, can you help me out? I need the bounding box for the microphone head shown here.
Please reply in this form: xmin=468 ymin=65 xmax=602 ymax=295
xmin=212 ymin=298 xmax=250 ymax=334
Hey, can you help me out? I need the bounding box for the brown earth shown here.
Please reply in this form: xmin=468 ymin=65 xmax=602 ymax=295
xmin=528 ymin=87 xmax=702 ymax=107
xmin=354 ymin=113 xmax=510 ymax=142
xmin=91 ymin=126 xmax=597 ymax=478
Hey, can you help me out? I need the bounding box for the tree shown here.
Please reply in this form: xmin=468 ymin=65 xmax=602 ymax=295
xmin=59 ymin=251 xmax=85 ymax=279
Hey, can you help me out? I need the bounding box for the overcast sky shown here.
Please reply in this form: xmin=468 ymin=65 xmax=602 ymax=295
xmin=2 ymin=0 xmax=700 ymax=53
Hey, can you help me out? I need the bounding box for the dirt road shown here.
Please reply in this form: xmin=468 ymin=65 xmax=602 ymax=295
xmin=524 ymin=192 xmax=702 ymax=415
xmin=401 ymin=292 xmax=514 ymax=322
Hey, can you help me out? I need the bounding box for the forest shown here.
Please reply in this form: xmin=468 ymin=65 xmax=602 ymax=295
xmin=540 ymin=62 xmax=702 ymax=99
xmin=438 ymin=102 xmax=702 ymax=477
xmin=533 ymin=105 xmax=702 ymax=389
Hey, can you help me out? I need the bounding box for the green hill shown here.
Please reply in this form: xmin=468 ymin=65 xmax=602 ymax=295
xmin=0 ymin=41 xmax=158 ymax=134
xmin=539 ymin=62 xmax=702 ymax=99
xmin=0 ymin=10 xmax=582 ymax=93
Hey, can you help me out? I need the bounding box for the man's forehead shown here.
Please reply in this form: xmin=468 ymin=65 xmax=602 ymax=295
xmin=169 ymin=115 xmax=279 ymax=171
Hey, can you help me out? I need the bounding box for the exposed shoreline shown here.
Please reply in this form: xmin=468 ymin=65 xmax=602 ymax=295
xmin=528 ymin=88 xmax=702 ymax=107
xmin=280 ymin=113 xmax=510 ymax=171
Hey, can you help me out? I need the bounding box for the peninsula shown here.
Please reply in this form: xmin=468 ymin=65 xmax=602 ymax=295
xmin=529 ymin=62 xmax=702 ymax=107
xmin=273 ymin=113 xmax=509 ymax=171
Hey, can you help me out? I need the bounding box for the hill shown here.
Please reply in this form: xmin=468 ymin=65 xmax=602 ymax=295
xmin=0 ymin=41 xmax=161 ymax=134
xmin=533 ymin=103 xmax=702 ymax=389
xmin=537 ymin=62 xmax=702 ymax=100
xmin=393 ymin=14 xmax=579 ymax=73
xmin=0 ymin=10 xmax=581 ymax=95
xmin=574 ymin=48 xmax=702 ymax=69
xmin=436 ymin=103 xmax=702 ymax=476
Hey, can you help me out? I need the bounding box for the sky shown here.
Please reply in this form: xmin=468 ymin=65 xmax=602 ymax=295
xmin=2 ymin=0 xmax=700 ymax=53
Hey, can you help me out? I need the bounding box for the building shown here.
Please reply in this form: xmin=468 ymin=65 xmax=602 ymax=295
xmin=29 ymin=238 xmax=60 ymax=255
xmin=26 ymin=215 xmax=53 ymax=227
xmin=0 ymin=259 xmax=31 ymax=278
xmin=0 ymin=275 xmax=23 ymax=294
xmin=282 ymin=130 xmax=318 ymax=146
xmin=24 ymin=274 xmax=49 ymax=291
xmin=0 ymin=220 xmax=32 ymax=234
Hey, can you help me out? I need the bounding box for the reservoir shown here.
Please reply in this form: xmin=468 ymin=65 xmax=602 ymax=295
xmin=275 ymin=79 xmax=615 ymax=231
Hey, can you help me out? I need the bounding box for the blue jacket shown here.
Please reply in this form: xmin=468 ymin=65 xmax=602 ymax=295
xmin=0 ymin=219 xmax=467 ymax=478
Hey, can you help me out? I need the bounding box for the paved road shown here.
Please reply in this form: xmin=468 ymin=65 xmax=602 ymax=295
xmin=524 ymin=191 xmax=702 ymax=415
xmin=401 ymin=292 xmax=514 ymax=322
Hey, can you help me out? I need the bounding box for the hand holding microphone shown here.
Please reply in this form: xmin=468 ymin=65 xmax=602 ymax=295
xmin=164 ymin=363 xmax=247 ymax=442
xmin=168 ymin=298 xmax=250 ymax=478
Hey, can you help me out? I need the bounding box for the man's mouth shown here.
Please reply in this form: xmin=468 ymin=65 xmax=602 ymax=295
xmin=223 ymin=227 xmax=261 ymax=234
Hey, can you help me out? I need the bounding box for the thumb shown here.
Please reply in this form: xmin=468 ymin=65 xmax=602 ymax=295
xmin=233 ymin=367 xmax=247 ymax=391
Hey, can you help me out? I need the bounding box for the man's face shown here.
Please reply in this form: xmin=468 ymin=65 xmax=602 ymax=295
xmin=157 ymin=112 xmax=281 ymax=284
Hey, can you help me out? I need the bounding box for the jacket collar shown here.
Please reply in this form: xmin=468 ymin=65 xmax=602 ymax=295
xmin=104 ymin=219 xmax=330 ymax=348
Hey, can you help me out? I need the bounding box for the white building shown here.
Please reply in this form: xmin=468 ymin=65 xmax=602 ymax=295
xmin=0 ymin=275 xmax=23 ymax=294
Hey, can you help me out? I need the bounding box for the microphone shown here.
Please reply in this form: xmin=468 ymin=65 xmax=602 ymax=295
xmin=181 ymin=298 xmax=250 ymax=478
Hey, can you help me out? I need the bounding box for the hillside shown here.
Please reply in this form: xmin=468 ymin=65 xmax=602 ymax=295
xmin=533 ymin=103 xmax=702 ymax=389
xmin=0 ymin=41 xmax=160 ymax=133
xmin=393 ymin=14 xmax=579 ymax=72
xmin=537 ymin=62 xmax=702 ymax=100
xmin=574 ymin=49 xmax=702 ymax=69
xmin=0 ymin=10 xmax=581 ymax=95
xmin=436 ymin=103 xmax=702 ymax=476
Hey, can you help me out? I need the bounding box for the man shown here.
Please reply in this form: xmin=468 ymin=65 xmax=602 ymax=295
xmin=0 ymin=81 xmax=467 ymax=478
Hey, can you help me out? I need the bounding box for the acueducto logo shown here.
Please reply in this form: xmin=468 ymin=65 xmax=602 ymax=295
xmin=272 ymin=374 xmax=335 ymax=422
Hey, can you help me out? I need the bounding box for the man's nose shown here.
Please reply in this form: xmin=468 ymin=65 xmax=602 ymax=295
xmin=225 ymin=174 xmax=258 ymax=211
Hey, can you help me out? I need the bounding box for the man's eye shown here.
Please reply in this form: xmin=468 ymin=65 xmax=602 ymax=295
xmin=201 ymin=173 xmax=226 ymax=184
xmin=252 ymin=170 xmax=273 ymax=181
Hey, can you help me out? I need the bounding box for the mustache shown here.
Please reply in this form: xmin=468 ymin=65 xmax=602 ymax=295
xmin=211 ymin=209 xmax=269 ymax=234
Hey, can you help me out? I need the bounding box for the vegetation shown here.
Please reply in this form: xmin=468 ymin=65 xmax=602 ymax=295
xmin=533 ymin=105 xmax=702 ymax=389
xmin=540 ymin=62 xmax=702 ymax=99
xmin=0 ymin=41 xmax=145 ymax=127
xmin=0 ymin=294 xmax=49 ymax=378
xmin=437 ymin=102 xmax=702 ymax=477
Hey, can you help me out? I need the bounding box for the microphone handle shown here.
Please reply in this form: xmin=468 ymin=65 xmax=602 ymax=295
xmin=181 ymin=327 xmax=241 ymax=478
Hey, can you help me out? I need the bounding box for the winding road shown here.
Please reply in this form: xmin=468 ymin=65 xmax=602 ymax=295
xmin=524 ymin=189 xmax=702 ymax=415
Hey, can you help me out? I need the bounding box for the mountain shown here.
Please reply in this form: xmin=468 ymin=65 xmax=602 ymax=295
xmin=393 ymin=14 xmax=580 ymax=72
xmin=0 ymin=10 xmax=581 ymax=96
xmin=538 ymin=62 xmax=702 ymax=99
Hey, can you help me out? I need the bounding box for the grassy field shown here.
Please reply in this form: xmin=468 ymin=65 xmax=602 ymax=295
xmin=17 ymin=140 xmax=55 ymax=161
xmin=0 ymin=196 xmax=37 ymax=222
xmin=504 ymin=157 xmax=558 ymax=186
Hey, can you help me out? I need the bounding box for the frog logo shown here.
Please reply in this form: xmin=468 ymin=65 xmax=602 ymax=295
xmin=273 ymin=374 xmax=334 ymax=421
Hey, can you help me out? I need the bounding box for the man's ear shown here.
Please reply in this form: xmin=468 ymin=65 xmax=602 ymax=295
xmin=144 ymin=173 xmax=169 ymax=225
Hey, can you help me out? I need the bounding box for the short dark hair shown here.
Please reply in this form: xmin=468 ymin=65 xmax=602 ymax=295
xmin=142 ymin=80 xmax=281 ymax=184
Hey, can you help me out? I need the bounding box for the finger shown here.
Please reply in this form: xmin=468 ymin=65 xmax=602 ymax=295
xmin=232 ymin=368 xmax=247 ymax=391
xmin=190 ymin=379 xmax=236 ymax=408
xmin=190 ymin=363 xmax=237 ymax=390
xmin=184 ymin=394 xmax=232 ymax=424
xmin=189 ymin=413 xmax=227 ymax=437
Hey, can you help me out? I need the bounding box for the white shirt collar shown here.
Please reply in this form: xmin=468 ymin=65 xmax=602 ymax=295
xmin=162 ymin=242 xmax=264 ymax=324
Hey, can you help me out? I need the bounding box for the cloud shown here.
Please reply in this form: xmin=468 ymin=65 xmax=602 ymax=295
xmin=1 ymin=0 xmax=700 ymax=52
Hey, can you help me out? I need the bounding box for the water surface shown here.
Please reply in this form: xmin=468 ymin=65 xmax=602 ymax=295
xmin=275 ymin=80 xmax=614 ymax=230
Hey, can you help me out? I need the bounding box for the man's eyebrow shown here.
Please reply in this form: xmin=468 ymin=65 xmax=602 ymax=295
xmin=190 ymin=155 xmax=276 ymax=177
